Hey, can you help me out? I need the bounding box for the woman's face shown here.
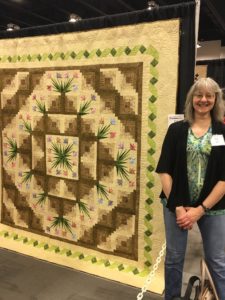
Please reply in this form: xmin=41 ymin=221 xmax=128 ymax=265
xmin=192 ymin=88 xmax=216 ymax=116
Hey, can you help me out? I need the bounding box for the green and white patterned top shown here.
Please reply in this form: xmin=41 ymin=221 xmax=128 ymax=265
xmin=187 ymin=127 xmax=212 ymax=204
xmin=186 ymin=127 xmax=225 ymax=215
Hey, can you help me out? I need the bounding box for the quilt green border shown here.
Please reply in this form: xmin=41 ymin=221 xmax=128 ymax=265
xmin=0 ymin=44 xmax=158 ymax=276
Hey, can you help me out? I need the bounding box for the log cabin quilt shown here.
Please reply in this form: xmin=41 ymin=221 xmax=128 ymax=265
xmin=0 ymin=19 xmax=179 ymax=293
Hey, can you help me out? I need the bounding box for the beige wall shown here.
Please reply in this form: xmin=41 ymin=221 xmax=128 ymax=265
xmin=197 ymin=40 xmax=225 ymax=61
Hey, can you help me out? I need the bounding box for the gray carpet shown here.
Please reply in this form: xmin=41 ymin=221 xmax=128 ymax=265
xmin=0 ymin=224 xmax=203 ymax=299
xmin=0 ymin=248 xmax=162 ymax=300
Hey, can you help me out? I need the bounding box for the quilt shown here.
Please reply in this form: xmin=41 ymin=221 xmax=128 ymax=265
xmin=0 ymin=19 xmax=179 ymax=293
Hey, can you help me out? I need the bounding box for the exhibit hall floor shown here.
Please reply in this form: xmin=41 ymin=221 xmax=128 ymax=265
xmin=0 ymin=247 xmax=161 ymax=300
xmin=0 ymin=224 xmax=202 ymax=300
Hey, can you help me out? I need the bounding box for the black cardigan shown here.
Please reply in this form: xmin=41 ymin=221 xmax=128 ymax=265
xmin=156 ymin=120 xmax=225 ymax=212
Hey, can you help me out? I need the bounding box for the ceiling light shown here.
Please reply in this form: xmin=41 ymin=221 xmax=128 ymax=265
xmin=147 ymin=1 xmax=159 ymax=10
xmin=69 ymin=14 xmax=81 ymax=23
xmin=197 ymin=42 xmax=202 ymax=49
xmin=6 ymin=23 xmax=20 ymax=31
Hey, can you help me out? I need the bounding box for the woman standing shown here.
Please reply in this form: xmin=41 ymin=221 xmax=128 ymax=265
xmin=156 ymin=77 xmax=225 ymax=300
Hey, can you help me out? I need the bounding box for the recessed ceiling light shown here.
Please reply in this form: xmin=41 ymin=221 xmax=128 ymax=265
xmin=147 ymin=1 xmax=159 ymax=10
xmin=69 ymin=14 xmax=81 ymax=23
xmin=6 ymin=23 xmax=20 ymax=31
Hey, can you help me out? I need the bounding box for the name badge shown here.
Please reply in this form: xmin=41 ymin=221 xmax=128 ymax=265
xmin=211 ymin=135 xmax=225 ymax=146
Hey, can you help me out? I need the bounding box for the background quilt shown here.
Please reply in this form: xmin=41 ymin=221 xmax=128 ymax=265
xmin=195 ymin=65 xmax=208 ymax=80
xmin=0 ymin=19 xmax=179 ymax=293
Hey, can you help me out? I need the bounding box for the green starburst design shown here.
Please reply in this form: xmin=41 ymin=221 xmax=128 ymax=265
xmin=51 ymin=142 xmax=73 ymax=171
xmin=97 ymin=124 xmax=111 ymax=139
xmin=36 ymin=100 xmax=46 ymax=113
xmin=78 ymin=100 xmax=92 ymax=115
xmin=7 ymin=138 xmax=18 ymax=162
xmin=96 ymin=182 xmax=109 ymax=200
xmin=50 ymin=216 xmax=73 ymax=234
xmin=77 ymin=201 xmax=90 ymax=218
xmin=22 ymin=119 xmax=32 ymax=133
xmin=51 ymin=77 xmax=73 ymax=94
xmin=36 ymin=193 xmax=47 ymax=205
xmin=21 ymin=171 xmax=32 ymax=183
xmin=115 ymin=150 xmax=130 ymax=181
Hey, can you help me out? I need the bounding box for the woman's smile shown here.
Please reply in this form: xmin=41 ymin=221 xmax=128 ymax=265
xmin=193 ymin=91 xmax=215 ymax=115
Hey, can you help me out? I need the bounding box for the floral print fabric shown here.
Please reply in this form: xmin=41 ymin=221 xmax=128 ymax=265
xmin=187 ymin=127 xmax=212 ymax=204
